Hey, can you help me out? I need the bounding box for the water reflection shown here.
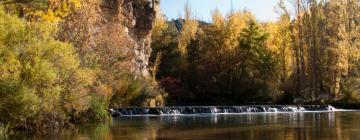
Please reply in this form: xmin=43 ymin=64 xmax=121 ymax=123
xmin=12 ymin=112 xmax=360 ymax=140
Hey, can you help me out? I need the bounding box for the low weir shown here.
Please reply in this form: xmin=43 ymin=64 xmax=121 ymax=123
xmin=110 ymin=105 xmax=336 ymax=116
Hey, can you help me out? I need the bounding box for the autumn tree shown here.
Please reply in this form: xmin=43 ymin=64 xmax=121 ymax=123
xmin=1 ymin=0 xmax=81 ymax=21
xmin=0 ymin=9 xmax=94 ymax=127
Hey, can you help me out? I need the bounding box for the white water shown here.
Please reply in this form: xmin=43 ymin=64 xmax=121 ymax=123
xmin=110 ymin=105 xmax=353 ymax=116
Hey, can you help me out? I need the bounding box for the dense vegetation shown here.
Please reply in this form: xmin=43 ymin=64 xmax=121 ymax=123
xmin=0 ymin=0 xmax=163 ymax=133
xmin=150 ymin=0 xmax=360 ymax=106
xmin=0 ymin=0 xmax=360 ymax=135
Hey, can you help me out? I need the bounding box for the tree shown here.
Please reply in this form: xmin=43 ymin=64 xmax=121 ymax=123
xmin=233 ymin=20 xmax=279 ymax=102
xmin=321 ymin=0 xmax=348 ymax=98
xmin=178 ymin=2 xmax=198 ymax=55
xmin=1 ymin=0 xmax=81 ymax=21
xmin=177 ymin=2 xmax=199 ymax=87
xmin=0 ymin=9 xmax=94 ymax=127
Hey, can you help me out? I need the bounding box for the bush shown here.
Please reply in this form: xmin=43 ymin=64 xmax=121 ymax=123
xmin=0 ymin=123 xmax=9 ymax=139
xmin=110 ymin=75 xmax=166 ymax=107
xmin=0 ymin=8 xmax=94 ymax=129
xmin=109 ymin=76 xmax=143 ymax=107
xmin=341 ymin=78 xmax=360 ymax=104
xmin=130 ymin=77 xmax=167 ymax=107
xmin=82 ymin=94 xmax=110 ymax=122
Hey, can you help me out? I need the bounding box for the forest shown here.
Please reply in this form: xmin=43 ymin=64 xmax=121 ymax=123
xmin=151 ymin=0 xmax=360 ymax=106
xmin=0 ymin=0 xmax=359 ymax=134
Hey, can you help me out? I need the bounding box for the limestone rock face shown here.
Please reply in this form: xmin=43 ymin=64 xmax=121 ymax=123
xmin=101 ymin=0 xmax=156 ymax=77
xmin=123 ymin=0 xmax=156 ymax=77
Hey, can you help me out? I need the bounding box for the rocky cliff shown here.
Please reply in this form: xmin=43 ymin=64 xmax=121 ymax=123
xmin=61 ymin=0 xmax=158 ymax=77
xmin=100 ymin=0 xmax=157 ymax=77
xmin=59 ymin=0 xmax=164 ymax=107
xmin=100 ymin=0 xmax=165 ymax=107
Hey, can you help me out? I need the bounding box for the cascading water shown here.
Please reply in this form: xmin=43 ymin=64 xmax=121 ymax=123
xmin=110 ymin=105 xmax=337 ymax=116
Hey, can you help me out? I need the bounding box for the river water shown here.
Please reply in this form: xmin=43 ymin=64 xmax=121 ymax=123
xmin=12 ymin=111 xmax=360 ymax=140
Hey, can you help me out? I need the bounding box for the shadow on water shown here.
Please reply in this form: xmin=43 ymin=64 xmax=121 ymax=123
xmin=10 ymin=111 xmax=360 ymax=140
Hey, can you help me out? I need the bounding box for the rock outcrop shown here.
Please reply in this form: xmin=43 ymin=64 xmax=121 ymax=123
xmin=122 ymin=0 xmax=156 ymax=77
xmin=101 ymin=0 xmax=157 ymax=77
xmin=60 ymin=0 xmax=164 ymax=107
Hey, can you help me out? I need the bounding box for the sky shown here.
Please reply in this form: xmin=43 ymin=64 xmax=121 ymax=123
xmin=160 ymin=0 xmax=292 ymax=22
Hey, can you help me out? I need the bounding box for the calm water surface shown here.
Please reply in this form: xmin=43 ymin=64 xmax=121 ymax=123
xmin=14 ymin=111 xmax=360 ymax=140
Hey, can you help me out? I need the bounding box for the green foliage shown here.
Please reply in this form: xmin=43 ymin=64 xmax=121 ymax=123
xmin=110 ymin=76 xmax=143 ymax=107
xmin=0 ymin=123 xmax=9 ymax=139
xmin=150 ymin=21 xmax=180 ymax=78
xmin=152 ymin=11 xmax=279 ymax=105
xmin=85 ymin=94 xmax=110 ymax=122
xmin=0 ymin=0 xmax=164 ymax=131
xmin=0 ymin=8 xmax=94 ymax=127
xmin=150 ymin=0 xmax=360 ymax=105
xmin=133 ymin=77 xmax=167 ymax=106
xmin=2 ymin=0 xmax=81 ymax=22
xmin=110 ymin=76 xmax=166 ymax=107
xmin=232 ymin=20 xmax=279 ymax=102
xmin=342 ymin=78 xmax=360 ymax=104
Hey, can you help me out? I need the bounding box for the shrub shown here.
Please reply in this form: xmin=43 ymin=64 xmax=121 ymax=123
xmin=110 ymin=76 xmax=143 ymax=107
xmin=110 ymin=75 xmax=166 ymax=107
xmin=83 ymin=94 xmax=110 ymax=122
xmin=0 ymin=8 xmax=94 ymax=128
xmin=0 ymin=123 xmax=9 ymax=139
xmin=342 ymin=78 xmax=360 ymax=104
xmin=130 ymin=77 xmax=167 ymax=107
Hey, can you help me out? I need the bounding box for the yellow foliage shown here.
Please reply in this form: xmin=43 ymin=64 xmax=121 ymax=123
xmin=178 ymin=2 xmax=199 ymax=55
xmin=211 ymin=9 xmax=224 ymax=27
xmin=6 ymin=0 xmax=81 ymax=22
xmin=94 ymin=84 xmax=114 ymax=100
xmin=264 ymin=15 xmax=293 ymax=81
xmin=152 ymin=13 xmax=168 ymax=43
xmin=224 ymin=10 xmax=254 ymax=49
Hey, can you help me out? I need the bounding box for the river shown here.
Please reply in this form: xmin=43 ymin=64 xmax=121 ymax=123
xmin=11 ymin=111 xmax=360 ymax=140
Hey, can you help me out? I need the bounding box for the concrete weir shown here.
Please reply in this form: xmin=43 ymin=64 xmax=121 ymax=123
xmin=110 ymin=105 xmax=337 ymax=116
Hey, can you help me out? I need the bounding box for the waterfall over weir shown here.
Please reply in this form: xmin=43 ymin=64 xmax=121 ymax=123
xmin=110 ymin=105 xmax=337 ymax=116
